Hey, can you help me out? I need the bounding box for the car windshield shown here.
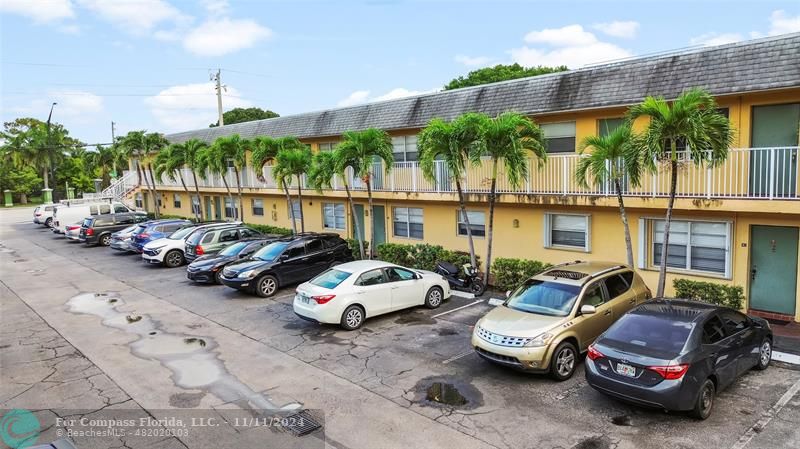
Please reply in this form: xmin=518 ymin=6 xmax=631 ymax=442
xmin=168 ymin=226 xmax=197 ymax=240
xmin=505 ymin=280 xmax=581 ymax=317
xmin=601 ymin=314 xmax=695 ymax=357
xmin=218 ymin=241 xmax=249 ymax=257
xmin=310 ymin=269 xmax=351 ymax=289
xmin=252 ymin=242 xmax=288 ymax=262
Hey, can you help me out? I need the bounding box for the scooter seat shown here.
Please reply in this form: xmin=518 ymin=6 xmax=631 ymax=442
xmin=436 ymin=261 xmax=459 ymax=276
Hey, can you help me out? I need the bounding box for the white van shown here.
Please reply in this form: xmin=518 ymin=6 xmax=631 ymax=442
xmin=53 ymin=201 xmax=133 ymax=234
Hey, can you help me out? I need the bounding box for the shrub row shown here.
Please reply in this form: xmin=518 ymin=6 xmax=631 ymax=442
xmin=144 ymin=213 xmax=293 ymax=236
xmin=673 ymin=279 xmax=744 ymax=310
xmin=346 ymin=239 xmax=370 ymax=261
xmin=374 ymin=243 xmax=479 ymax=273
xmin=491 ymin=258 xmax=554 ymax=292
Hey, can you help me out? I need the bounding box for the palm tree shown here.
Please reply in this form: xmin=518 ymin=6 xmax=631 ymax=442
xmin=155 ymin=143 xmax=201 ymax=221
xmin=628 ymin=88 xmax=734 ymax=297
xmin=86 ymin=144 xmax=117 ymax=188
xmin=179 ymin=138 xmax=209 ymax=220
xmin=473 ymin=111 xmax=546 ymax=283
xmin=576 ymin=125 xmax=643 ymax=267
xmin=208 ymin=135 xmax=239 ymax=219
xmin=212 ymin=134 xmax=248 ymax=220
xmin=120 ymin=131 xmax=159 ymax=217
xmin=251 ymin=136 xmax=307 ymax=234
xmin=335 ymin=128 xmax=394 ymax=259
xmin=143 ymin=132 xmax=170 ymax=215
xmin=418 ymin=113 xmax=488 ymax=269
xmin=274 ymin=146 xmax=313 ymax=232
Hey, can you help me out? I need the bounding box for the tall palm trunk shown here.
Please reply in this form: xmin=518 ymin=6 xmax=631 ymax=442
xmin=135 ymin=158 xmax=143 ymax=186
xmin=366 ymin=175 xmax=375 ymax=260
xmin=191 ymin=169 xmax=204 ymax=221
xmin=483 ymin=159 xmax=498 ymax=284
xmin=343 ymin=179 xmax=365 ymax=259
xmin=455 ymin=178 xmax=477 ymax=269
xmin=282 ymin=179 xmax=298 ymax=235
xmin=146 ymin=163 xmax=160 ymax=219
xmin=234 ymin=168 xmax=244 ymax=221
xmin=657 ymin=158 xmax=679 ymax=297
xmin=177 ymin=171 xmax=199 ymax=222
xmin=296 ymin=176 xmax=305 ymax=233
xmin=615 ymin=178 xmax=634 ymax=268
xmin=220 ymin=175 xmax=234 ymax=220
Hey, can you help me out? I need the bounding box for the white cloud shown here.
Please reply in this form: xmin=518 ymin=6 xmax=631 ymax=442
xmin=11 ymin=90 xmax=104 ymax=125
xmin=689 ymin=32 xmax=743 ymax=46
xmin=145 ymin=82 xmax=251 ymax=132
xmin=592 ymin=20 xmax=639 ymax=39
xmin=77 ymin=0 xmax=189 ymax=34
xmin=454 ymin=55 xmax=492 ymax=67
xmin=337 ymin=88 xmax=437 ymax=107
xmin=59 ymin=24 xmax=81 ymax=34
xmin=183 ymin=18 xmax=272 ymax=56
xmin=0 ymin=0 xmax=74 ymax=23
xmin=767 ymin=10 xmax=800 ymax=35
xmin=510 ymin=24 xmax=631 ymax=68
xmin=202 ymin=0 xmax=229 ymax=14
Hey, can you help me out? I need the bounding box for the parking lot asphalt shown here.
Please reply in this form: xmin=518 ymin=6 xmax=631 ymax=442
xmin=2 ymin=207 xmax=800 ymax=449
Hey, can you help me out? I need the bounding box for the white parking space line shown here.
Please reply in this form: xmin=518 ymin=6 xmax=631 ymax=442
xmin=730 ymin=376 xmax=800 ymax=449
xmin=772 ymin=351 xmax=800 ymax=366
xmin=433 ymin=300 xmax=484 ymax=318
xmin=442 ymin=350 xmax=475 ymax=365
xmin=450 ymin=290 xmax=475 ymax=299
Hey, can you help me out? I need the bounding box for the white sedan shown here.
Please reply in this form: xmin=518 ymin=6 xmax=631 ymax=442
xmin=293 ymin=260 xmax=451 ymax=330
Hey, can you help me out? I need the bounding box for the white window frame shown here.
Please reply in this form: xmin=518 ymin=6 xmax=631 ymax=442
xmin=224 ymin=197 xmax=238 ymax=219
xmin=191 ymin=195 xmax=201 ymax=215
xmin=540 ymin=121 xmax=577 ymax=153
xmin=637 ymin=217 xmax=732 ymax=279
xmin=323 ymin=202 xmax=346 ymax=230
xmin=318 ymin=142 xmax=337 ymax=152
xmin=393 ymin=207 xmax=424 ymax=239
xmin=173 ymin=193 xmax=181 ymax=208
xmin=391 ymin=135 xmax=418 ymax=162
xmin=252 ymin=198 xmax=264 ymax=216
xmin=288 ymin=199 xmax=301 ymax=220
xmin=456 ymin=210 xmax=486 ymax=238
xmin=135 ymin=193 xmax=143 ymax=208
xmin=543 ymin=212 xmax=591 ymax=252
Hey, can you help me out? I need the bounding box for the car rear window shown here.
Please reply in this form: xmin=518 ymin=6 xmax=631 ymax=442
xmin=186 ymin=230 xmax=205 ymax=245
xmin=601 ymin=314 xmax=695 ymax=358
xmin=201 ymin=232 xmax=216 ymax=244
xmin=82 ymin=218 xmax=94 ymax=227
xmin=310 ymin=269 xmax=352 ymax=289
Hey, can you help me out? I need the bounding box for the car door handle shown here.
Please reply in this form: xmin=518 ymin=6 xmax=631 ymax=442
xmin=604 ymin=309 xmax=612 ymax=316
xmin=391 ymin=286 xmax=400 ymax=290
xmin=628 ymin=298 xmax=636 ymax=304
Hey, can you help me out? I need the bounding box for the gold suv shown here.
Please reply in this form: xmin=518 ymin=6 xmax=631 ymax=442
xmin=472 ymin=261 xmax=651 ymax=381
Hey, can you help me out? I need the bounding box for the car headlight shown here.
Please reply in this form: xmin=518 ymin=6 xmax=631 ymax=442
xmin=524 ymin=332 xmax=554 ymax=347
xmin=238 ymin=269 xmax=256 ymax=279
xmin=149 ymin=245 xmax=165 ymax=254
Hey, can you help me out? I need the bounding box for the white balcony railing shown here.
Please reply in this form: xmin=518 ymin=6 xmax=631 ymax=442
xmin=129 ymin=147 xmax=800 ymax=201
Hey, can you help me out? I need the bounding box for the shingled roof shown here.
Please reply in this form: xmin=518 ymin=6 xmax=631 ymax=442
xmin=166 ymin=33 xmax=800 ymax=144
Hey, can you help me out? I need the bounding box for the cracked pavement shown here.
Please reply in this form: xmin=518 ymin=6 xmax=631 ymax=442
xmin=2 ymin=207 xmax=799 ymax=449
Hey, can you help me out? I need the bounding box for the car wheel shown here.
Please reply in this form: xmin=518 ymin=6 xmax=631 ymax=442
xmin=340 ymin=305 xmax=365 ymax=330
xmin=44 ymin=217 xmax=53 ymax=227
xmin=255 ymin=275 xmax=278 ymax=298
xmin=755 ymin=339 xmax=772 ymax=370
xmin=470 ymin=280 xmax=485 ymax=295
xmin=214 ymin=270 xmax=223 ymax=284
xmin=99 ymin=234 xmax=112 ymax=246
xmin=690 ymin=379 xmax=715 ymax=420
xmin=549 ymin=341 xmax=578 ymax=381
xmin=424 ymin=287 xmax=444 ymax=309
xmin=163 ymin=250 xmax=185 ymax=268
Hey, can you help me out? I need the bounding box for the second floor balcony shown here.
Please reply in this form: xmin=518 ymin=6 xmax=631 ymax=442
xmin=130 ymin=147 xmax=800 ymax=201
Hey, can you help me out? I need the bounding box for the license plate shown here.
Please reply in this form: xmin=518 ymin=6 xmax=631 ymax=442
xmin=615 ymin=362 xmax=636 ymax=377
xmin=298 ymin=294 xmax=310 ymax=304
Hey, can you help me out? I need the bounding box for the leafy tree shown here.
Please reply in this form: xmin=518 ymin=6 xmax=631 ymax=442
xmin=155 ymin=144 xmax=201 ymax=221
xmin=174 ymin=139 xmax=209 ymax=220
xmin=628 ymin=88 xmax=734 ymax=297
xmin=444 ymin=63 xmax=567 ymax=90
xmin=84 ymin=144 xmax=119 ymax=188
xmin=0 ymin=162 xmax=41 ymax=203
xmin=273 ymin=146 xmax=313 ymax=233
xmin=576 ymin=125 xmax=643 ymax=267
xmin=472 ymin=112 xmax=546 ymax=283
xmin=335 ymin=129 xmax=394 ymax=259
xmin=210 ymin=107 xmax=279 ymax=127
xmin=251 ymin=136 xmax=307 ymax=234
xmin=418 ymin=113 xmax=488 ymax=269
xmin=119 ymin=131 xmax=168 ymax=218
xmin=210 ymin=134 xmax=249 ymax=219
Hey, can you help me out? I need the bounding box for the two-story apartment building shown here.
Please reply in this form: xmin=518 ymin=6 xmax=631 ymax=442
xmin=120 ymin=33 xmax=800 ymax=322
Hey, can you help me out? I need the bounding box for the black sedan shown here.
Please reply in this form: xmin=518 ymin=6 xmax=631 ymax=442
xmin=585 ymin=299 xmax=772 ymax=420
xmin=186 ymin=238 xmax=274 ymax=284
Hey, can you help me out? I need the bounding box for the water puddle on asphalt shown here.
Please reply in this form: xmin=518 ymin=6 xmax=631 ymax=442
xmin=611 ymin=415 xmax=632 ymax=426
xmin=66 ymin=293 xmax=302 ymax=413
xmin=413 ymin=376 xmax=483 ymax=410
xmin=426 ymin=382 xmax=468 ymax=406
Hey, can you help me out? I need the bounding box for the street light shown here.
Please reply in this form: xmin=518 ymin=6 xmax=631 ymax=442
xmin=42 ymin=102 xmax=57 ymax=204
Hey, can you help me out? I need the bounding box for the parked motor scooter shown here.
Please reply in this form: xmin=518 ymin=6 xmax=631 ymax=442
xmin=434 ymin=261 xmax=485 ymax=295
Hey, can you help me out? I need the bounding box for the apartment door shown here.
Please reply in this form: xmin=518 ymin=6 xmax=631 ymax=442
xmin=213 ymin=196 xmax=222 ymax=220
xmin=749 ymin=104 xmax=800 ymax=198
xmin=204 ymin=196 xmax=213 ymax=220
xmin=352 ymin=204 xmax=365 ymax=241
xmin=750 ymin=225 xmax=798 ymax=316
xmin=372 ymin=205 xmax=386 ymax=247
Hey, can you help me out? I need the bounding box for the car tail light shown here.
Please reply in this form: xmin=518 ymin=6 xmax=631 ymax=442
xmin=35 ymin=212 xmax=42 ymax=216
xmin=648 ymin=364 xmax=690 ymax=380
xmin=312 ymin=295 xmax=336 ymax=304
xmin=138 ymin=233 xmax=149 ymax=239
xmin=587 ymin=344 xmax=604 ymax=361
xmin=195 ymin=245 xmax=204 ymax=256
xmin=86 ymin=228 xmax=94 ymax=236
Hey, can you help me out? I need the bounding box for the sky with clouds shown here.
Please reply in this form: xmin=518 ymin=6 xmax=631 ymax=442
xmin=1 ymin=0 xmax=799 ymax=145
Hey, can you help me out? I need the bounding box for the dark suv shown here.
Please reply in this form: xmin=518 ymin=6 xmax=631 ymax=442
xmin=184 ymin=224 xmax=262 ymax=262
xmin=220 ymin=233 xmax=354 ymax=297
xmin=79 ymin=212 xmax=149 ymax=246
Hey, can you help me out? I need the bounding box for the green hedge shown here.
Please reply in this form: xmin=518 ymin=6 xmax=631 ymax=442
xmin=246 ymin=223 xmax=293 ymax=236
xmin=346 ymin=239 xmax=370 ymax=260
xmin=375 ymin=243 xmax=479 ymax=273
xmin=491 ymin=258 xmax=553 ymax=292
xmin=673 ymin=279 xmax=744 ymax=310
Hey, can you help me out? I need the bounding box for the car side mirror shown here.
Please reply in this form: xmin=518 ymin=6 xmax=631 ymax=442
xmin=239 ymin=253 xmax=250 ymax=259
xmin=279 ymin=254 xmax=289 ymax=261
xmin=505 ymin=290 xmax=511 ymax=298
xmin=580 ymin=305 xmax=597 ymax=315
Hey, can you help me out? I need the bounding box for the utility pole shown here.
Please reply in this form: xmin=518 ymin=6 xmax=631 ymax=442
xmin=111 ymin=121 xmax=117 ymax=179
xmin=43 ymin=102 xmax=57 ymax=204
xmin=212 ymin=69 xmax=225 ymax=126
